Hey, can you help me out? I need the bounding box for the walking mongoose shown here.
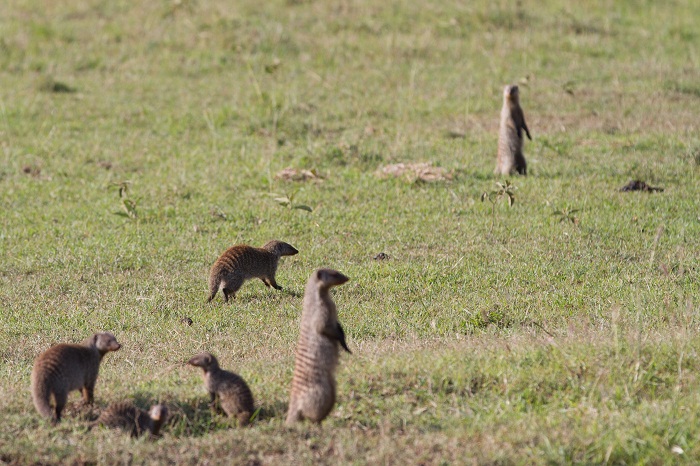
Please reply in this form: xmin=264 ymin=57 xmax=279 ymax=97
xmin=286 ymin=268 xmax=351 ymax=425
xmin=187 ymin=352 xmax=255 ymax=426
xmin=495 ymin=84 xmax=532 ymax=176
xmin=31 ymin=332 xmax=122 ymax=423
xmin=207 ymin=240 xmax=299 ymax=303
xmin=91 ymin=402 xmax=168 ymax=438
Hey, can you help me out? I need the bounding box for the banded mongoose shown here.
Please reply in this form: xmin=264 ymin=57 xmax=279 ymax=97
xmin=91 ymin=402 xmax=168 ymax=438
xmin=187 ymin=352 xmax=255 ymax=426
xmin=207 ymin=240 xmax=299 ymax=303
xmin=286 ymin=268 xmax=351 ymax=425
xmin=495 ymin=84 xmax=532 ymax=176
xmin=31 ymin=332 xmax=122 ymax=423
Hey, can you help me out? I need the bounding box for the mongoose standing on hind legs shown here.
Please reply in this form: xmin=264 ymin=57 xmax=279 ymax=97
xmin=495 ymin=84 xmax=532 ymax=176
xmin=91 ymin=402 xmax=168 ymax=438
xmin=187 ymin=352 xmax=255 ymax=426
xmin=286 ymin=268 xmax=351 ymax=425
xmin=207 ymin=240 xmax=299 ymax=303
xmin=31 ymin=332 xmax=121 ymax=423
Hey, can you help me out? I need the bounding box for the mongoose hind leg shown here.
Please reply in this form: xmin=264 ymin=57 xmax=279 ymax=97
xmin=268 ymin=277 xmax=283 ymax=290
xmin=285 ymin=404 xmax=303 ymax=425
xmin=54 ymin=390 xmax=68 ymax=422
xmin=514 ymin=153 xmax=527 ymax=175
xmin=221 ymin=275 xmax=244 ymax=302
xmin=301 ymin=386 xmax=335 ymax=423
xmin=209 ymin=402 xmax=226 ymax=416
xmin=219 ymin=398 xmax=249 ymax=424
xmin=236 ymin=411 xmax=252 ymax=427
xmin=81 ymin=385 xmax=95 ymax=405
xmin=260 ymin=278 xmax=271 ymax=287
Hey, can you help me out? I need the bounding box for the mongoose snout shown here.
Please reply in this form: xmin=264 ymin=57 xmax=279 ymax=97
xmin=187 ymin=352 xmax=215 ymax=369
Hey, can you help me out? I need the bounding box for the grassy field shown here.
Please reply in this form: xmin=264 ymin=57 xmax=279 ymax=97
xmin=1 ymin=0 xmax=699 ymax=463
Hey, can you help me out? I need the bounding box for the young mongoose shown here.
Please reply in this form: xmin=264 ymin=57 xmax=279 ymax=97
xmin=286 ymin=268 xmax=351 ymax=425
xmin=91 ymin=402 xmax=168 ymax=438
xmin=31 ymin=332 xmax=122 ymax=423
xmin=187 ymin=352 xmax=255 ymax=426
xmin=495 ymin=84 xmax=532 ymax=176
xmin=207 ymin=240 xmax=299 ymax=303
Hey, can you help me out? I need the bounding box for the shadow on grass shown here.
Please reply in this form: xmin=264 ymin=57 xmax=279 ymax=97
xmin=122 ymin=392 xmax=289 ymax=437
xmin=254 ymin=399 xmax=288 ymax=423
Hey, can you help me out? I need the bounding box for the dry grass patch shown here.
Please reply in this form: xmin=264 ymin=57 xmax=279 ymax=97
xmin=376 ymin=162 xmax=452 ymax=183
xmin=274 ymin=168 xmax=323 ymax=182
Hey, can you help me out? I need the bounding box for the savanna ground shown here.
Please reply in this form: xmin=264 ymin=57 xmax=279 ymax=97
xmin=1 ymin=0 xmax=699 ymax=464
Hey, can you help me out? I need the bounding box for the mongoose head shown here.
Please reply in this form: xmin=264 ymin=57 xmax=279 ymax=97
xmin=187 ymin=352 xmax=220 ymax=372
xmin=312 ymin=268 xmax=349 ymax=290
xmin=89 ymin=332 xmax=122 ymax=355
xmin=503 ymin=84 xmax=520 ymax=102
xmin=262 ymin=240 xmax=299 ymax=257
xmin=149 ymin=404 xmax=169 ymax=423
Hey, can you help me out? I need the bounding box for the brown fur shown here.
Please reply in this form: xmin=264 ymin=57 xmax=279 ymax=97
xmin=207 ymin=240 xmax=299 ymax=303
xmin=187 ymin=352 xmax=255 ymax=426
xmin=495 ymin=85 xmax=531 ymax=176
xmin=91 ymin=402 xmax=168 ymax=438
xmin=30 ymin=332 xmax=121 ymax=423
xmin=286 ymin=268 xmax=351 ymax=425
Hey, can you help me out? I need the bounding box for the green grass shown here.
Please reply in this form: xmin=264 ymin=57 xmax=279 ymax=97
xmin=1 ymin=0 xmax=699 ymax=464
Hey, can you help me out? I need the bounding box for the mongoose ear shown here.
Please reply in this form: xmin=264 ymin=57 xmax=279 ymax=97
xmin=92 ymin=334 xmax=99 ymax=346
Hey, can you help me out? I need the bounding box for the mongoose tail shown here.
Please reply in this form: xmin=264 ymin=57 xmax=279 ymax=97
xmin=30 ymin=380 xmax=55 ymax=420
xmin=207 ymin=274 xmax=221 ymax=302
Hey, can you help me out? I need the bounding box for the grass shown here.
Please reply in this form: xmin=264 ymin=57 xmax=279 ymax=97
xmin=1 ymin=0 xmax=699 ymax=463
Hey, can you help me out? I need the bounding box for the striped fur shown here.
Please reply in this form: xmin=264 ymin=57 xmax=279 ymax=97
xmin=30 ymin=332 xmax=121 ymax=423
xmin=495 ymin=85 xmax=531 ymax=176
xmin=207 ymin=240 xmax=299 ymax=303
xmin=91 ymin=402 xmax=168 ymax=437
xmin=286 ymin=269 xmax=351 ymax=425
xmin=188 ymin=352 xmax=255 ymax=426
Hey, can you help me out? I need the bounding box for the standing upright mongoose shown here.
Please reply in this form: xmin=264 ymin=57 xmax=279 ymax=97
xmin=91 ymin=402 xmax=169 ymax=438
xmin=187 ymin=352 xmax=255 ymax=426
xmin=286 ymin=268 xmax=351 ymax=425
xmin=31 ymin=332 xmax=122 ymax=423
xmin=207 ymin=240 xmax=299 ymax=303
xmin=495 ymin=84 xmax=532 ymax=176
